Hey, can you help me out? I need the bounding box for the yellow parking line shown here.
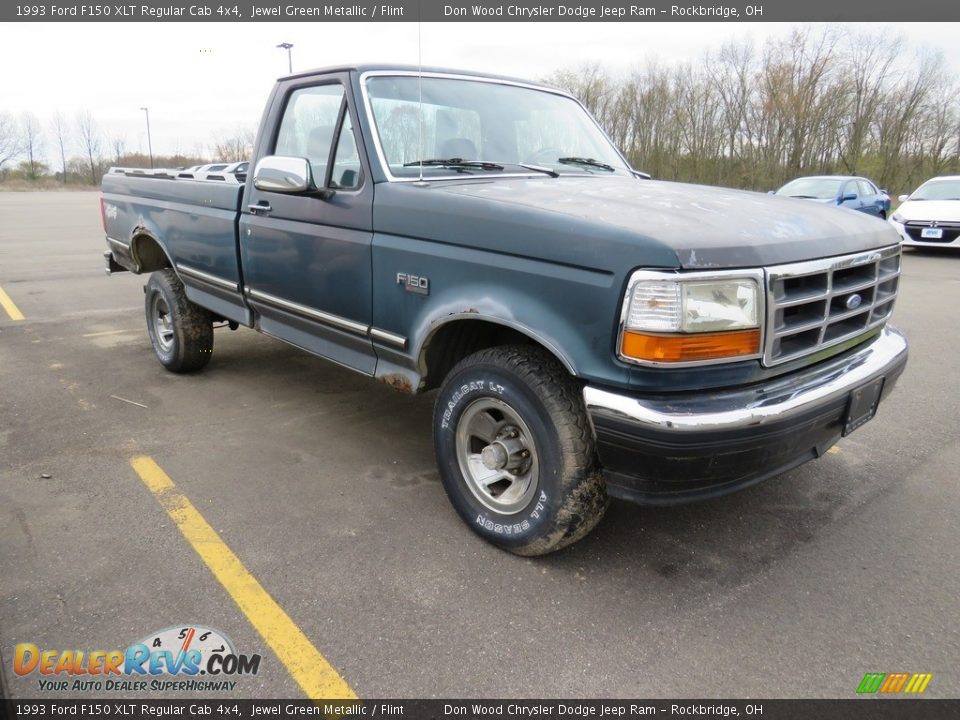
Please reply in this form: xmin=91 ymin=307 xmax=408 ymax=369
xmin=129 ymin=455 xmax=356 ymax=700
xmin=82 ymin=329 xmax=134 ymax=338
xmin=0 ymin=285 xmax=25 ymax=321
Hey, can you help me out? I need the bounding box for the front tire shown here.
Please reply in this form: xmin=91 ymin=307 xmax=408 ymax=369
xmin=144 ymin=269 xmax=214 ymax=373
xmin=433 ymin=346 xmax=607 ymax=556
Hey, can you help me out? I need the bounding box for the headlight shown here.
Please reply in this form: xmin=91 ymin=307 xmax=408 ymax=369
xmin=619 ymin=272 xmax=763 ymax=365
xmin=890 ymin=212 xmax=904 ymax=223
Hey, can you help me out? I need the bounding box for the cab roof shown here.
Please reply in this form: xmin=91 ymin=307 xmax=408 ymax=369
xmin=279 ymin=63 xmax=562 ymax=93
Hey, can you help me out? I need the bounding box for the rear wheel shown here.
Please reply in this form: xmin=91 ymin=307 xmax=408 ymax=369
xmin=433 ymin=345 xmax=607 ymax=556
xmin=144 ymin=269 xmax=214 ymax=372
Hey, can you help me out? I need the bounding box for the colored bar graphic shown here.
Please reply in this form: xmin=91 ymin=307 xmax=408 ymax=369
xmin=857 ymin=673 xmax=886 ymax=694
xmin=858 ymin=672 xmax=932 ymax=694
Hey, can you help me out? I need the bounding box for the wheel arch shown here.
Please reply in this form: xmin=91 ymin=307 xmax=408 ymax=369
xmin=130 ymin=228 xmax=174 ymax=274
xmin=417 ymin=314 xmax=577 ymax=391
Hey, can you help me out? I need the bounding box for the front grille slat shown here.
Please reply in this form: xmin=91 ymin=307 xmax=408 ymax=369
xmin=773 ymin=316 xmax=827 ymax=337
xmin=762 ymin=246 xmax=901 ymax=366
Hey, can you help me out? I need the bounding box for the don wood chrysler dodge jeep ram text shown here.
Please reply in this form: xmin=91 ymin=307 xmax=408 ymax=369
xmin=100 ymin=65 xmax=908 ymax=555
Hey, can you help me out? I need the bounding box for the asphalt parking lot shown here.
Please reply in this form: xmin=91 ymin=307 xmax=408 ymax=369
xmin=1 ymin=191 xmax=958 ymax=700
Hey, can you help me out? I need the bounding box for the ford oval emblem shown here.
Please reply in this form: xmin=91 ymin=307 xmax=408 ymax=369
xmin=846 ymin=293 xmax=863 ymax=310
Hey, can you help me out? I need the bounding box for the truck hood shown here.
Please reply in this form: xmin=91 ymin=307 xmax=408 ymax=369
xmin=431 ymin=176 xmax=900 ymax=269
xmin=374 ymin=175 xmax=900 ymax=273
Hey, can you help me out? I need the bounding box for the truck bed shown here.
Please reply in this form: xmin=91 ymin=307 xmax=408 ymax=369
xmin=101 ymin=172 xmax=249 ymax=325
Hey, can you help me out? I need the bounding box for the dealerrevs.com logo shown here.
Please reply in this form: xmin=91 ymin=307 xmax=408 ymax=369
xmin=13 ymin=625 xmax=261 ymax=692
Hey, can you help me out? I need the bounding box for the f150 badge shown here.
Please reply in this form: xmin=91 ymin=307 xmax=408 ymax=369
xmin=397 ymin=272 xmax=429 ymax=295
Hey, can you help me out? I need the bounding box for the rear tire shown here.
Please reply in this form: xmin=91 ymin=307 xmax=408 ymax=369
xmin=144 ymin=269 xmax=214 ymax=373
xmin=433 ymin=345 xmax=607 ymax=556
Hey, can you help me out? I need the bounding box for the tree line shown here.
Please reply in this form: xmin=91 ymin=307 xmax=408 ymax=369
xmin=0 ymin=109 xmax=254 ymax=187
xmin=545 ymin=28 xmax=958 ymax=194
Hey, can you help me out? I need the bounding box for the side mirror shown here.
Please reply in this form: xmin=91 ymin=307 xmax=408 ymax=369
xmin=253 ymin=156 xmax=315 ymax=193
xmin=768 ymin=190 xmax=776 ymax=195
xmin=898 ymin=194 xmax=909 ymax=203
xmin=631 ymin=169 xmax=652 ymax=180
xmin=841 ymin=192 xmax=858 ymax=202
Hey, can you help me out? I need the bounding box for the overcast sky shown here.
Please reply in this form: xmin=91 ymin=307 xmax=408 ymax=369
xmin=2 ymin=21 xmax=958 ymax=162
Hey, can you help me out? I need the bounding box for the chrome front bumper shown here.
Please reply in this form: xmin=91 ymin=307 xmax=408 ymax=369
xmin=585 ymin=326 xmax=907 ymax=434
xmin=583 ymin=327 xmax=908 ymax=504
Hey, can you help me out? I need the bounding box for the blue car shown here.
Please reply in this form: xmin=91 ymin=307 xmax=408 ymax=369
xmin=774 ymin=175 xmax=891 ymax=219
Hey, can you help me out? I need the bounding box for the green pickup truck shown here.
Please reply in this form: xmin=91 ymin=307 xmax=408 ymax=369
xmin=101 ymin=64 xmax=908 ymax=555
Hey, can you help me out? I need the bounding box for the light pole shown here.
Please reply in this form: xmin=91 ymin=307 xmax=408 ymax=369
xmin=276 ymin=42 xmax=294 ymax=74
xmin=140 ymin=107 xmax=154 ymax=169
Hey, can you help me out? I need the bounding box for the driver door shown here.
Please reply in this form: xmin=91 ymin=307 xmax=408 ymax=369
xmin=240 ymin=80 xmax=375 ymax=373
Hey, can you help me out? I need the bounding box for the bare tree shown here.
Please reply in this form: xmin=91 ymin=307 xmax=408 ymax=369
xmin=111 ymin=135 xmax=126 ymax=165
xmin=212 ymin=127 xmax=255 ymax=162
xmin=835 ymin=31 xmax=902 ymax=173
xmin=20 ymin=112 xmax=44 ymax=180
xmin=50 ymin=112 xmax=70 ymax=184
xmin=75 ymin=110 xmax=103 ymax=184
xmin=0 ymin=112 xmax=21 ymax=174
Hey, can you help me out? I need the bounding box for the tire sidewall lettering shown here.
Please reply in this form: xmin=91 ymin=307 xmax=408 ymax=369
xmin=474 ymin=489 xmax=548 ymax=536
xmin=439 ymin=378 xmax=505 ymax=430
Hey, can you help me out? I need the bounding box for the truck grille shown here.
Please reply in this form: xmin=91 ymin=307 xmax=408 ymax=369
xmin=763 ymin=245 xmax=900 ymax=366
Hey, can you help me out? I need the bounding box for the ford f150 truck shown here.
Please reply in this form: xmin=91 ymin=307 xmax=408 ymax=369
xmin=101 ymin=65 xmax=908 ymax=555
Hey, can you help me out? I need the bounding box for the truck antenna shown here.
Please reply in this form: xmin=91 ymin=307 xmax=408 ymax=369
xmin=418 ymin=16 xmax=424 ymax=183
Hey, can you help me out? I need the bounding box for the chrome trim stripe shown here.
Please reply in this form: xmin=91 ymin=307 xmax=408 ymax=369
xmin=586 ymin=326 xmax=907 ymax=434
xmin=370 ymin=328 xmax=407 ymax=348
xmin=246 ymin=287 xmax=370 ymax=336
xmin=176 ymin=264 xmax=240 ymax=292
xmin=358 ymin=70 xmax=633 ymax=184
xmin=106 ymin=237 xmax=129 ymax=251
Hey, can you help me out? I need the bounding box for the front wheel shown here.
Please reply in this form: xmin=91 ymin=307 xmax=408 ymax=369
xmin=433 ymin=346 xmax=607 ymax=556
xmin=144 ymin=269 xmax=214 ymax=373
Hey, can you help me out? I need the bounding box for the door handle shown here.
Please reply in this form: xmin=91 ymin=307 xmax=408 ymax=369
xmin=248 ymin=202 xmax=272 ymax=215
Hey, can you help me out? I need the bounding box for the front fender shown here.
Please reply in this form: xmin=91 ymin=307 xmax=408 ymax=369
xmin=370 ymin=232 xmax=632 ymax=388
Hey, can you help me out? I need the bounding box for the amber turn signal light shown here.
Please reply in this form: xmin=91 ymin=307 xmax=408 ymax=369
xmin=621 ymin=328 xmax=761 ymax=363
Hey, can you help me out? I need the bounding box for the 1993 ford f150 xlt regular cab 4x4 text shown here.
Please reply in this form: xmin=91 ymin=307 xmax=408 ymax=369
xmin=101 ymin=65 xmax=908 ymax=555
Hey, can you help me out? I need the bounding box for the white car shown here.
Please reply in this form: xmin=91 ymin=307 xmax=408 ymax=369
xmin=890 ymin=175 xmax=960 ymax=248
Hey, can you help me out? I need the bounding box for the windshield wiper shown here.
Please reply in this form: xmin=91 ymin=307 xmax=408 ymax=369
xmin=513 ymin=163 xmax=559 ymax=178
xmin=788 ymin=194 xmax=820 ymax=199
xmin=402 ymin=158 xmax=504 ymax=172
xmin=557 ymin=157 xmax=616 ymax=173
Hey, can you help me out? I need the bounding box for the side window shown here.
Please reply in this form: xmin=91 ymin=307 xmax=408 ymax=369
xmin=274 ymin=84 xmax=346 ymax=185
xmin=858 ymin=180 xmax=875 ymax=197
xmin=330 ymin=114 xmax=362 ymax=190
xmin=843 ymin=181 xmax=858 ymax=199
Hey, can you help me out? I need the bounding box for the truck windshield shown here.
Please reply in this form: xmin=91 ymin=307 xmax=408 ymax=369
xmin=363 ymin=75 xmax=631 ymax=179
